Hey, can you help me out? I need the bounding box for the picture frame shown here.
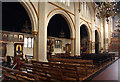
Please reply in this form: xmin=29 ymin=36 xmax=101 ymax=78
xmin=18 ymin=34 xmax=24 ymax=42
xmin=2 ymin=33 xmax=8 ymax=41
xmin=14 ymin=34 xmax=18 ymax=42
xmin=8 ymin=34 xmax=13 ymax=41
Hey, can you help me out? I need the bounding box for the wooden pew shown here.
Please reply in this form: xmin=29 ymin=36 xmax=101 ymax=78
xmin=32 ymin=60 xmax=80 ymax=79
xmin=21 ymin=62 xmax=80 ymax=81
xmin=49 ymin=58 xmax=95 ymax=75
xmin=55 ymin=53 xmax=70 ymax=58
xmin=2 ymin=66 xmax=39 ymax=81
xmin=32 ymin=60 xmax=94 ymax=80
xmin=2 ymin=67 xmax=17 ymax=80
xmin=25 ymin=55 xmax=33 ymax=63
xmin=80 ymin=53 xmax=115 ymax=67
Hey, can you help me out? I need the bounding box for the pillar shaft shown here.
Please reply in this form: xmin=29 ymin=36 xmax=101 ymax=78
xmin=38 ymin=2 xmax=47 ymax=62
xmin=92 ymin=20 xmax=95 ymax=53
xmin=89 ymin=41 xmax=92 ymax=53
xmin=71 ymin=38 xmax=75 ymax=56
xmin=33 ymin=31 xmax=38 ymax=60
xmin=75 ymin=2 xmax=80 ymax=56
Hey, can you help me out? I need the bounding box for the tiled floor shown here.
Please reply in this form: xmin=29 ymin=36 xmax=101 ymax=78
xmin=92 ymin=58 xmax=120 ymax=81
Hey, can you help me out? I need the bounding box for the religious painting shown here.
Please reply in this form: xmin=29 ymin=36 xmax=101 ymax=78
xmin=8 ymin=34 xmax=13 ymax=41
xmin=2 ymin=33 xmax=8 ymax=41
xmin=47 ymin=38 xmax=55 ymax=52
xmin=14 ymin=43 xmax=23 ymax=58
xmin=55 ymin=40 xmax=62 ymax=48
xmin=18 ymin=34 xmax=24 ymax=42
xmin=14 ymin=34 xmax=18 ymax=42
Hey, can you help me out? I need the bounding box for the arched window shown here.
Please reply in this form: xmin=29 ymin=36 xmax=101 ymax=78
xmin=24 ymin=37 xmax=34 ymax=48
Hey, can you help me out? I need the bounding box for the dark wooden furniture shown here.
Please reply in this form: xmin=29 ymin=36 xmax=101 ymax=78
xmin=2 ymin=66 xmax=39 ymax=81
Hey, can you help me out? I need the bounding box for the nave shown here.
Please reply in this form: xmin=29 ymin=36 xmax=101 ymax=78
xmin=1 ymin=53 xmax=118 ymax=82
xmin=1 ymin=1 xmax=120 ymax=82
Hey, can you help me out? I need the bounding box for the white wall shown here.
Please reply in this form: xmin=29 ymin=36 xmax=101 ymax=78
xmin=4 ymin=31 xmax=34 ymax=59
xmin=6 ymin=42 xmax=14 ymax=57
xmin=6 ymin=41 xmax=33 ymax=58
xmin=23 ymin=47 xmax=33 ymax=58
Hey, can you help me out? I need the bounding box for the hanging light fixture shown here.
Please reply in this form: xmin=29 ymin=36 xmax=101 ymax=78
xmin=22 ymin=20 xmax=31 ymax=34
xmin=59 ymin=27 xmax=65 ymax=38
xmin=96 ymin=2 xmax=119 ymax=23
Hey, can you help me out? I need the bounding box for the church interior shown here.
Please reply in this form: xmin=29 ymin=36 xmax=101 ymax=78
xmin=0 ymin=0 xmax=120 ymax=81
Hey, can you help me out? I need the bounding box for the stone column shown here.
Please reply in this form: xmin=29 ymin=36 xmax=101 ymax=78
xmin=38 ymin=2 xmax=47 ymax=62
xmin=71 ymin=38 xmax=75 ymax=56
xmin=75 ymin=2 xmax=80 ymax=56
xmin=32 ymin=31 xmax=38 ymax=60
xmin=89 ymin=41 xmax=92 ymax=53
xmin=103 ymin=19 xmax=106 ymax=52
xmin=99 ymin=42 xmax=101 ymax=52
xmin=92 ymin=42 xmax=95 ymax=53
xmin=105 ymin=21 xmax=109 ymax=52
xmin=100 ymin=19 xmax=104 ymax=51
xmin=92 ymin=20 xmax=95 ymax=53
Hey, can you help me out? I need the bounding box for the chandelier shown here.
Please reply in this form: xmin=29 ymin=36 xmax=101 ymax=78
xmin=22 ymin=20 xmax=31 ymax=34
xmin=96 ymin=2 xmax=119 ymax=23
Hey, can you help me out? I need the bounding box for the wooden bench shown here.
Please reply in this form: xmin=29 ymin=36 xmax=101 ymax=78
xmin=79 ymin=53 xmax=115 ymax=68
xmin=31 ymin=60 xmax=94 ymax=80
xmin=21 ymin=61 xmax=80 ymax=81
xmin=25 ymin=55 xmax=33 ymax=63
xmin=49 ymin=58 xmax=95 ymax=75
xmin=55 ymin=53 xmax=70 ymax=58
xmin=2 ymin=66 xmax=39 ymax=81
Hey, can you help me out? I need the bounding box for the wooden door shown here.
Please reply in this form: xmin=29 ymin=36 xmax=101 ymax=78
xmin=0 ymin=43 xmax=7 ymax=57
xmin=65 ymin=44 xmax=71 ymax=54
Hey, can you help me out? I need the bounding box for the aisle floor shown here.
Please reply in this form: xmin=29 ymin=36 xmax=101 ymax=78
xmin=92 ymin=58 xmax=120 ymax=81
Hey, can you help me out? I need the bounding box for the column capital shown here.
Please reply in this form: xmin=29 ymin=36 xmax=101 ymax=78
xmin=71 ymin=38 xmax=75 ymax=40
xmin=32 ymin=31 xmax=38 ymax=35
xmin=101 ymin=47 xmax=104 ymax=49
xmin=89 ymin=40 xmax=91 ymax=42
